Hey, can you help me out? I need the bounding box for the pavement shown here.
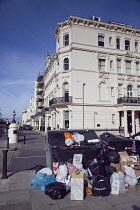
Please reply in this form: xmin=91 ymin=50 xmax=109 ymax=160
xmin=0 ymin=131 xmax=140 ymax=210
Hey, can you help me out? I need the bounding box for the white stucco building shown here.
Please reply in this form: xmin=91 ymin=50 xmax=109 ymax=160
xmin=28 ymin=15 xmax=140 ymax=137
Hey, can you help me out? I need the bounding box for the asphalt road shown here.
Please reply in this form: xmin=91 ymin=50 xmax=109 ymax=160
xmin=8 ymin=130 xmax=46 ymax=172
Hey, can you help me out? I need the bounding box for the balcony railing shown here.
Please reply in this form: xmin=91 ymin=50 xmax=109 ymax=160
xmin=49 ymin=96 xmax=72 ymax=106
xmin=117 ymin=96 xmax=140 ymax=104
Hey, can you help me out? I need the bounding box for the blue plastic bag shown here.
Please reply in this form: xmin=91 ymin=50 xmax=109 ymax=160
xmin=39 ymin=174 xmax=56 ymax=192
xmin=30 ymin=173 xmax=46 ymax=187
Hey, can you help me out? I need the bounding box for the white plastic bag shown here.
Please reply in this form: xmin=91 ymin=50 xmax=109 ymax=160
xmin=125 ymin=175 xmax=138 ymax=188
xmin=73 ymin=132 xmax=84 ymax=142
xmin=37 ymin=167 xmax=52 ymax=175
xmin=65 ymin=138 xmax=74 ymax=146
xmin=73 ymin=154 xmax=83 ymax=169
xmin=110 ymin=172 xmax=126 ymax=195
xmin=56 ymin=164 xmax=68 ymax=183
xmin=124 ymin=165 xmax=138 ymax=188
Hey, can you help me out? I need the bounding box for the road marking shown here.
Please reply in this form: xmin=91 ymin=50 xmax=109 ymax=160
xmin=16 ymin=155 xmax=46 ymax=159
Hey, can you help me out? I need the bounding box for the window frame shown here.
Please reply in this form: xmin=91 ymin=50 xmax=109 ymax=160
xmin=118 ymin=84 xmax=123 ymax=98
xmin=127 ymin=85 xmax=133 ymax=97
xmin=98 ymin=35 xmax=104 ymax=47
xmin=117 ymin=59 xmax=121 ymax=74
xmin=63 ymin=57 xmax=69 ymax=71
xmin=63 ymin=110 xmax=69 ymax=129
xmin=125 ymin=39 xmax=130 ymax=51
xmin=109 ymin=37 xmax=112 ymax=46
xmin=135 ymin=41 xmax=138 ymax=52
xmin=136 ymin=62 xmax=139 ymax=75
xmin=63 ymin=33 xmax=69 ymax=46
xmin=126 ymin=60 xmax=131 ymax=75
xmin=116 ymin=38 xmax=120 ymax=49
xmin=99 ymin=58 xmax=105 ymax=72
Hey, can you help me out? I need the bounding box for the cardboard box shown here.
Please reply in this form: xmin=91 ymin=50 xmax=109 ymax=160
xmin=134 ymin=170 xmax=140 ymax=177
xmin=118 ymin=151 xmax=131 ymax=163
xmin=110 ymin=163 xmax=121 ymax=172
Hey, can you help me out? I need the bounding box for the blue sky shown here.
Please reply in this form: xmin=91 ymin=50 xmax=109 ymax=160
xmin=0 ymin=0 xmax=140 ymax=120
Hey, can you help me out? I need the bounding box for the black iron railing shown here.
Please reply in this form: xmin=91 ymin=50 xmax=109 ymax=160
xmin=117 ymin=96 xmax=140 ymax=104
xmin=49 ymin=96 xmax=72 ymax=106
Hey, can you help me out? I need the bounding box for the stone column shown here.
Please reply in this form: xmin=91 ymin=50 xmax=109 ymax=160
xmin=132 ymin=110 xmax=135 ymax=134
xmin=124 ymin=110 xmax=128 ymax=137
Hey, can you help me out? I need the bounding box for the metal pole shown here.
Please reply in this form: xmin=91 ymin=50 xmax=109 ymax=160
xmin=7 ymin=137 xmax=9 ymax=149
xmin=83 ymin=83 xmax=86 ymax=129
xmin=1 ymin=150 xmax=8 ymax=179
xmin=24 ymin=136 xmax=26 ymax=144
xmin=94 ymin=112 xmax=95 ymax=129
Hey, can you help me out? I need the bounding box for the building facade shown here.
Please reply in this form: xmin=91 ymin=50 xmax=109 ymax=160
xmin=28 ymin=16 xmax=140 ymax=137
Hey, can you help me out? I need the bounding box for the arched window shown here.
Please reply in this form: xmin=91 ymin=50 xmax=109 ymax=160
xmin=64 ymin=58 xmax=69 ymax=70
xmin=127 ymin=85 xmax=133 ymax=97
xmin=63 ymin=82 xmax=69 ymax=102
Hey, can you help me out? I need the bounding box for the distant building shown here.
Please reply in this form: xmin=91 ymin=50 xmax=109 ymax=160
xmin=25 ymin=16 xmax=140 ymax=137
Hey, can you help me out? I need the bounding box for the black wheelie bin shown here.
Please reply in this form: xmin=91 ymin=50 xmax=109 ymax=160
xmin=100 ymin=132 xmax=133 ymax=154
xmin=46 ymin=129 xmax=100 ymax=170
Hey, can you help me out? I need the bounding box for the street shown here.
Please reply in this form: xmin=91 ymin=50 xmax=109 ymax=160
xmin=3 ymin=130 xmax=46 ymax=172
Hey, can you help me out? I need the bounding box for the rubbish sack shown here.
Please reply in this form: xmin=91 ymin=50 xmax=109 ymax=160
xmin=87 ymin=161 xmax=106 ymax=180
xmin=67 ymin=163 xmax=78 ymax=175
xmin=72 ymin=132 xmax=84 ymax=142
xmin=97 ymin=148 xmax=110 ymax=165
xmin=110 ymin=172 xmax=126 ymax=195
xmin=105 ymin=165 xmax=117 ymax=177
xmin=92 ymin=177 xmax=110 ymax=196
xmin=37 ymin=167 xmax=52 ymax=175
xmin=56 ymin=164 xmax=68 ymax=183
xmin=64 ymin=132 xmax=74 ymax=146
xmin=45 ymin=182 xmax=67 ymax=199
xmin=124 ymin=166 xmax=138 ymax=188
xmin=39 ymin=174 xmax=56 ymax=192
xmin=106 ymin=150 xmax=120 ymax=164
xmin=30 ymin=173 xmax=46 ymax=187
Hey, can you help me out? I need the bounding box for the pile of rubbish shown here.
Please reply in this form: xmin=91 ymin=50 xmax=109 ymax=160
xmin=30 ymin=132 xmax=140 ymax=200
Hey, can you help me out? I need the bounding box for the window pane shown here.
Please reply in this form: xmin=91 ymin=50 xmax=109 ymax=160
xmin=116 ymin=38 xmax=120 ymax=49
xmin=135 ymin=42 xmax=138 ymax=52
xmin=137 ymin=86 xmax=140 ymax=96
xmin=98 ymin=35 xmax=104 ymax=46
xmin=64 ymin=34 xmax=69 ymax=46
xmin=64 ymin=58 xmax=69 ymax=70
xmin=99 ymin=59 xmax=105 ymax=71
xmin=125 ymin=40 xmax=130 ymax=50
xmin=117 ymin=59 xmax=121 ymax=73
xmin=136 ymin=62 xmax=139 ymax=75
xmin=127 ymin=85 xmax=133 ymax=97
xmin=64 ymin=111 xmax=69 ymax=120
xmin=118 ymin=84 xmax=123 ymax=97
xmin=126 ymin=61 xmax=131 ymax=74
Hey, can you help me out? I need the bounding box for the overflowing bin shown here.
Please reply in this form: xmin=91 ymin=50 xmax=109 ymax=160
xmin=46 ymin=129 xmax=100 ymax=169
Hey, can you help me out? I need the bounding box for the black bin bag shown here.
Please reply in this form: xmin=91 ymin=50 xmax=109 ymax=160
xmin=87 ymin=160 xmax=106 ymax=180
xmin=106 ymin=150 xmax=120 ymax=164
xmin=45 ymin=182 xmax=66 ymax=200
xmin=92 ymin=177 xmax=111 ymax=197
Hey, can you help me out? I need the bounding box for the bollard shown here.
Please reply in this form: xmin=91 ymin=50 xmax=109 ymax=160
xmin=1 ymin=150 xmax=8 ymax=179
xmin=7 ymin=137 xmax=9 ymax=149
xmin=24 ymin=136 xmax=26 ymax=144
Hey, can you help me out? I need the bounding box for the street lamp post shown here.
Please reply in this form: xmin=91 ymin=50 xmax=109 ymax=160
xmin=12 ymin=110 xmax=16 ymax=123
xmin=83 ymin=83 xmax=86 ymax=129
xmin=0 ymin=109 xmax=2 ymax=136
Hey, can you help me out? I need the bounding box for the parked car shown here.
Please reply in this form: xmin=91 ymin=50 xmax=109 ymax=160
xmin=24 ymin=125 xmax=32 ymax=130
